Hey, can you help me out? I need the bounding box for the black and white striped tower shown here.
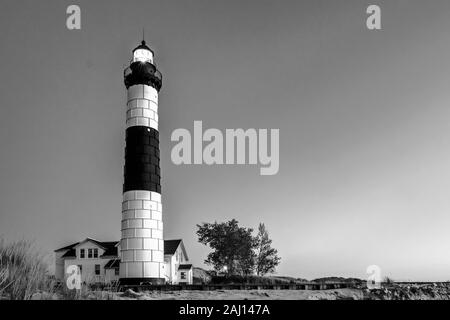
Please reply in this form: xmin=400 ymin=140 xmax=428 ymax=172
xmin=119 ymin=40 xmax=164 ymax=285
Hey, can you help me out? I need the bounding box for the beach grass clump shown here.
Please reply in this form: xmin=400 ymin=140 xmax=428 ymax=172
xmin=0 ymin=238 xmax=51 ymax=300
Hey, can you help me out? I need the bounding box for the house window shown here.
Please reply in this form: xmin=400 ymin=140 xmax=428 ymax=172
xmin=93 ymin=248 xmax=98 ymax=258
xmin=80 ymin=249 xmax=85 ymax=258
xmin=95 ymin=264 xmax=100 ymax=275
xmin=115 ymin=268 xmax=119 ymax=276
xmin=88 ymin=249 xmax=93 ymax=258
xmin=181 ymin=272 xmax=186 ymax=280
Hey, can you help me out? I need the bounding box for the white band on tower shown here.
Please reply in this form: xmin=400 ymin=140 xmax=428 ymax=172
xmin=120 ymin=190 xmax=164 ymax=279
xmin=126 ymin=84 xmax=159 ymax=130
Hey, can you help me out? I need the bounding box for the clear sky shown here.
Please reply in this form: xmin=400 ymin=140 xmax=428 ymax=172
xmin=1 ymin=0 xmax=450 ymax=281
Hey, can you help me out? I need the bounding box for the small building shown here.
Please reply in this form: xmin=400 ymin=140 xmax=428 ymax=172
xmin=55 ymin=238 xmax=193 ymax=284
xmin=177 ymin=263 xmax=194 ymax=284
xmin=163 ymin=239 xmax=192 ymax=284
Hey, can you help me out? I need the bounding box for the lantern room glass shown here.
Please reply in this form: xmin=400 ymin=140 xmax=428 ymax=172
xmin=133 ymin=48 xmax=153 ymax=63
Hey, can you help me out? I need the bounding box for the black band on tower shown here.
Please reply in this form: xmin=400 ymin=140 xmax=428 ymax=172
xmin=124 ymin=62 xmax=162 ymax=91
xmin=123 ymin=126 xmax=161 ymax=193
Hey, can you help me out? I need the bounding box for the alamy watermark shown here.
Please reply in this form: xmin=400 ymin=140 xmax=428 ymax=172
xmin=366 ymin=265 xmax=382 ymax=289
xmin=366 ymin=5 xmax=381 ymax=30
xmin=65 ymin=5 xmax=381 ymax=31
xmin=66 ymin=265 xmax=81 ymax=290
xmin=66 ymin=5 xmax=81 ymax=30
xmin=171 ymin=121 xmax=279 ymax=176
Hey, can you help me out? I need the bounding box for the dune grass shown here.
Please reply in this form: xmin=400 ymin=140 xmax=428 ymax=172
xmin=0 ymin=238 xmax=121 ymax=300
xmin=0 ymin=238 xmax=52 ymax=300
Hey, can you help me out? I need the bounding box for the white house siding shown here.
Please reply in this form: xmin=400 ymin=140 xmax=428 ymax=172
xmin=164 ymin=255 xmax=174 ymax=284
xmin=164 ymin=245 xmax=188 ymax=284
xmin=177 ymin=269 xmax=193 ymax=285
xmin=62 ymin=241 xmax=111 ymax=283
xmin=54 ymin=251 xmax=66 ymax=281
xmin=105 ymin=269 xmax=119 ymax=283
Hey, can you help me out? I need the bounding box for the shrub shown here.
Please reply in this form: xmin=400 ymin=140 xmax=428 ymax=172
xmin=383 ymin=277 xmax=395 ymax=286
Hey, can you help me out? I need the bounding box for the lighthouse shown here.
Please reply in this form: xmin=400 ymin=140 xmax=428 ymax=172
xmin=119 ymin=40 xmax=164 ymax=285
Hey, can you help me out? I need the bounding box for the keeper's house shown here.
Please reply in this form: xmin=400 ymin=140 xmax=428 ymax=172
xmin=54 ymin=238 xmax=193 ymax=284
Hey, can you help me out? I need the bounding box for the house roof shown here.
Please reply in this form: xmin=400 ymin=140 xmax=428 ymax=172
xmin=55 ymin=238 xmax=118 ymax=253
xmin=56 ymin=239 xmax=188 ymax=259
xmin=61 ymin=248 xmax=76 ymax=258
xmin=99 ymin=242 xmax=119 ymax=257
xmin=164 ymin=239 xmax=182 ymax=255
xmin=164 ymin=239 xmax=189 ymax=261
xmin=72 ymin=238 xmax=110 ymax=250
xmin=104 ymin=259 xmax=120 ymax=269
xmin=54 ymin=242 xmax=80 ymax=252
xmin=178 ymin=264 xmax=193 ymax=270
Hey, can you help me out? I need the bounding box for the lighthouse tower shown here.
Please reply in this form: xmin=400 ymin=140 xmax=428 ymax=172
xmin=119 ymin=40 xmax=164 ymax=285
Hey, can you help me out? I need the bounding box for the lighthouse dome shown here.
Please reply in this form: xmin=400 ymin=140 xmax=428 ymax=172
xmin=132 ymin=40 xmax=154 ymax=63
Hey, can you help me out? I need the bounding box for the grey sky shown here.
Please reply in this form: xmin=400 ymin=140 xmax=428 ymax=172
xmin=1 ymin=0 xmax=450 ymax=281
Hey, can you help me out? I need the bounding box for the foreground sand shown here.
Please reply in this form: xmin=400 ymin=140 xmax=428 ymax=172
xmin=116 ymin=288 xmax=363 ymax=300
xmin=22 ymin=283 xmax=450 ymax=300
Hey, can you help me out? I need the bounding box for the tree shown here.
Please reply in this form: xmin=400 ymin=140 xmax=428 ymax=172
xmin=255 ymin=223 xmax=281 ymax=276
xmin=196 ymin=219 xmax=257 ymax=276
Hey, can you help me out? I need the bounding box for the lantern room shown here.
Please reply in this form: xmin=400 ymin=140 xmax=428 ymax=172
xmin=132 ymin=40 xmax=154 ymax=63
